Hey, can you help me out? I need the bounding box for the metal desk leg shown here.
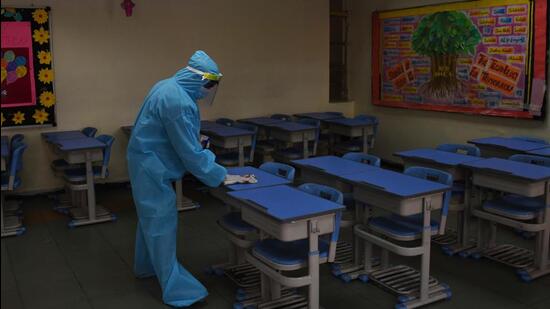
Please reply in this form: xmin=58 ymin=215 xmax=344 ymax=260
xmin=308 ymin=219 xmax=320 ymax=309
xmin=176 ymin=179 xmax=183 ymax=210
xmin=446 ymin=172 xmax=477 ymax=256
xmin=519 ymin=181 xmax=550 ymax=280
xmin=420 ymin=197 xmax=432 ymax=302
xmin=362 ymin=128 xmax=368 ymax=154
xmin=302 ymin=133 xmax=309 ymax=159
xmin=85 ymin=152 xmax=97 ymax=221
xmin=238 ymin=137 xmax=245 ymax=167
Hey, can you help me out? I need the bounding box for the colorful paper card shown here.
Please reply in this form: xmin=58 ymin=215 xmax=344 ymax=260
xmin=1 ymin=7 xmax=56 ymax=127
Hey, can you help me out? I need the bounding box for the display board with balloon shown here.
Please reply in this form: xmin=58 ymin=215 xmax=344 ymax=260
xmin=1 ymin=7 xmax=56 ymax=127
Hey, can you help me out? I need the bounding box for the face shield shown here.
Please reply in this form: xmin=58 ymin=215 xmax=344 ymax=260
xmin=186 ymin=66 xmax=222 ymax=106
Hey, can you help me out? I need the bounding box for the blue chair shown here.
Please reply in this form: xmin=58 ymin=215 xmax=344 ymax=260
xmin=63 ymin=135 xmax=115 ymax=182
xmin=369 ymin=167 xmax=453 ymax=240
xmin=511 ymin=136 xmax=549 ymax=145
xmin=259 ymin=162 xmax=295 ymax=181
xmin=326 ymin=111 xmax=344 ymax=117
xmin=81 ymin=127 xmax=98 ymax=137
xmin=216 ymin=118 xmax=235 ymax=127
xmin=342 ymin=152 xmax=381 ymax=167
xmin=238 ymin=184 xmax=342 ymax=307
xmin=1 ymin=143 xmax=28 ymax=237
xmin=216 ymin=123 xmax=258 ymax=167
xmin=436 ymin=143 xmax=480 ymax=156
xmin=270 ymin=114 xmax=292 ymax=121
xmin=482 ymin=154 xmax=548 ymax=222
xmin=272 ymin=119 xmax=320 ymax=162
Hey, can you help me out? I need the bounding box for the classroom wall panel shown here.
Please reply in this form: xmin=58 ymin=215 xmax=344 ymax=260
xmin=349 ymin=0 xmax=549 ymax=164
xmin=2 ymin=0 xmax=354 ymax=192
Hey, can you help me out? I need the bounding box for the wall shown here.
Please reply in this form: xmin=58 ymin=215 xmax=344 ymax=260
xmin=349 ymin=0 xmax=549 ymax=163
xmin=2 ymin=0 xmax=354 ymax=193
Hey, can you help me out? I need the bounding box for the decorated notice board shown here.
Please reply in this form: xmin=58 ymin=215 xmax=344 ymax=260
xmin=372 ymin=0 xmax=547 ymax=119
xmin=1 ymin=7 xmax=56 ymax=128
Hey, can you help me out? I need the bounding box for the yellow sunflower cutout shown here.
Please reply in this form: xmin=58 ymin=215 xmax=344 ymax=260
xmin=12 ymin=111 xmax=26 ymax=125
xmin=33 ymin=27 xmax=49 ymax=45
xmin=39 ymin=91 xmax=56 ymax=107
xmin=38 ymin=68 xmax=54 ymax=84
xmin=33 ymin=109 xmax=49 ymax=124
xmin=1 ymin=113 xmax=5 ymax=126
xmin=32 ymin=9 xmax=48 ymax=24
xmin=37 ymin=51 xmax=52 ymax=65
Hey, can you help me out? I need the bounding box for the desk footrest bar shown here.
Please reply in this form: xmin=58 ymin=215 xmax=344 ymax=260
xmin=482 ymin=244 xmax=534 ymax=269
xmin=432 ymin=229 xmax=457 ymax=246
xmin=397 ymin=284 xmax=451 ymax=309
xmin=226 ymin=263 xmax=261 ymax=288
xmin=334 ymin=241 xmax=354 ymax=265
xmin=69 ymin=205 xmax=111 ymax=220
xmin=369 ymin=265 xmax=438 ymax=295
xmin=258 ymin=294 xmax=308 ymax=309
xmin=234 ymin=288 xmax=298 ymax=309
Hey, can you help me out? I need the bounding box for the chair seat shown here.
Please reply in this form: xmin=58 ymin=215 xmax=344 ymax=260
xmin=1 ymin=174 xmax=22 ymax=190
xmin=256 ymin=141 xmax=276 ymax=153
xmin=219 ymin=212 xmax=256 ymax=233
xmin=253 ymin=238 xmax=329 ymax=266
xmin=334 ymin=140 xmax=363 ymax=152
xmin=483 ymin=198 xmax=544 ymax=220
xmin=63 ymin=166 xmax=105 ymax=182
xmin=501 ymin=194 xmax=545 ymax=209
xmin=369 ymin=216 xmax=439 ymax=241
xmin=216 ymin=152 xmax=251 ymax=166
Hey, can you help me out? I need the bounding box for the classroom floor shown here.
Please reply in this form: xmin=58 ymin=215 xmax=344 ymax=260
xmin=2 ymin=182 xmax=550 ymax=309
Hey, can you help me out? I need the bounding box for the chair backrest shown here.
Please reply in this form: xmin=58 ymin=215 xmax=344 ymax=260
xmin=297 ymin=118 xmax=320 ymax=155
xmin=511 ymin=136 xmax=549 ymax=145
xmin=342 ymin=152 xmax=381 ymax=167
xmin=298 ymin=183 xmax=343 ymax=262
xmin=259 ymin=162 xmax=295 ymax=181
xmin=96 ymin=135 xmax=115 ymax=177
xmin=81 ymin=127 xmax=98 ymax=137
xmin=234 ymin=122 xmax=258 ymax=162
xmin=509 ymin=154 xmax=550 ymax=167
xmin=436 ymin=143 xmax=480 ymax=157
xmin=404 ymin=166 xmax=453 ymax=235
xmin=270 ymin=114 xmax=292 ymax=121
xmin=7 ymin=143 xmax=28 ymax=190
xmin=10 ymin=134 xmax=25 ymax=149
xmin=216 ymin=118 xmax=235 ymax=127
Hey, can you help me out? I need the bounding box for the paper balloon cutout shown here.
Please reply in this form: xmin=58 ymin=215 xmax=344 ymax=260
xmin=1 ymin=50 xmax=28 ymax=85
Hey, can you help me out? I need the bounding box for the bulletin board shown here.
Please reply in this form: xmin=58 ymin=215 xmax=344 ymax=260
xmin=371 ymin=0 xmax=548 ymax=119
xmin=1 ymin=7 xmax=56 ymax=128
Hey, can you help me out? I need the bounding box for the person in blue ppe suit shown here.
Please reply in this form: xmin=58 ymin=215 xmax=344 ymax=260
xmin=127 ymin=50 xmax=227 ymax=307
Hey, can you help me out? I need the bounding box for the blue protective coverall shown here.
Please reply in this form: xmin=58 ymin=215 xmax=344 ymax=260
xmin=127 ymin=51 xmax=227 ymax=307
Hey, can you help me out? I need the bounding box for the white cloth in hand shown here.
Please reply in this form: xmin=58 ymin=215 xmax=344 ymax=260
xmin=223 ymin=174 xmax=258 ymax=185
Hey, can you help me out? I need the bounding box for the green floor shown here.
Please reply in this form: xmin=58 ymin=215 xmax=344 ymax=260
xmin=2 ymin=183 xmax=550 ymax=309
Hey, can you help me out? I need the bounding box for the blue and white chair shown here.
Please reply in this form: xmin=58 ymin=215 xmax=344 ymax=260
xmin=4 ymin=134 xmax=25 ymax=214
xmin=213 ymin=163 xmax=296 ymax=280
xmin=1 ymin=143 xmax=28 ymax=237
xmin=51 ymin=127 xmax=98 ymax=176
xmin=356 ymin=167 xmax=452 ymax=307
xmin=333 ymin=114 xmax=379 ymax=155
xmin=436 ymin=143 xmax=481 ymax=247
xmin=482 ymin=154 xmax=549 ymax=242
xmin=272 ymin=118 xmax=320 ymax=162
xmin=216 ymin=123 xmax=258 ymax=167
xmin=62 ymin=135 xmax=116 ymax=226
xmin=236 ymin=183 xmax=343 ymax=309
